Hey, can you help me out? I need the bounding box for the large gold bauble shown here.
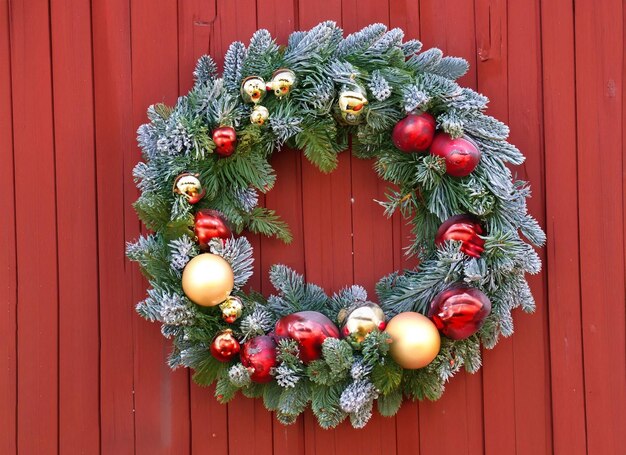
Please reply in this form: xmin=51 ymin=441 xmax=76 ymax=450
xmin=385 ymin=312 xmax=441 ymax=369
xmin=181 ymin=254 xmax=234 ymax=307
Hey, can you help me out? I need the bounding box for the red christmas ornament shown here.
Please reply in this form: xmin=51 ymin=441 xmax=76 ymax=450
xmin=428 ymin=285 xmax=491 ymax=340
xmin=210 ymin=329 xmax=241 ymax=362
xmin=430 ymin=133 xmax=481 ymax=177
xmin=212 ymin=126 xmax=237 ymax=157
xmin=392 ymin=113 xmax=436 ymax=153
xmin=240 ymin=335 xmax=278 ymax=383
xmin=435 ymin=214 xmax=485 ymax=258
xmin=274 ymin=311 xmax=340 ymax=363
xmin=194 ymin=210 xmax=232 ymax=251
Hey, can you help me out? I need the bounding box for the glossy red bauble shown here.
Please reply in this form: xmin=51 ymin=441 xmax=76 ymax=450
xmin=210 ymin=330 xmax=241 ymax=362
xmin=392 ymin=113 xmax=436 ymax=153
xmin=194 ymin=210 xmax=232 ymax=251
xmin=240 ymin=335 xmax=278 ymax=383
xmin=428 ymin=285 xmax=491 ymax=340
xmin=430 ymin=133 xmax=481 ymax=177
xmin=274 ymin=311 xmax=340 ymax=363
xmin=212 ymin=126 xmax=237 ymax=157
xmin=435 ymin=214 xmax=485 ymax=258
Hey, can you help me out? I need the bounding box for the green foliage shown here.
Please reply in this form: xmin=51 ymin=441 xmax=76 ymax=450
xmin=128 ymin=21 xmax=545 ymax=430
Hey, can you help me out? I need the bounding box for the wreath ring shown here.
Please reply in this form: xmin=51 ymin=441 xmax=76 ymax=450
xmin=128 ymin=21 xmax=545 ymax=429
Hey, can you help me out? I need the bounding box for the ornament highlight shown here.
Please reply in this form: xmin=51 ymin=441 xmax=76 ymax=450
xmin=435 ymin=214 xmax=485 ymax=258
xmin=392 ymin=113 xmax=436 ymax=153
xmin=194 ymin=210 xmax=232 ymax=251
xmin=428 ymin=285 xmax=491 ymax=340
xmin=181 ymin=253 xmax=234 ymax=307
xmin=173 ymin=173 xmax=205 ymax=204
xmin=267 ymin=68 xmax=296 ymax=97
xmin=240 ymin=335 xmax=278 ymax=383
xmin=241 ymin=76 xmax=267 ymax=104
xmin=210 ymin=329 xmax=241 ymax=362
xmin=250 ymin=105 xmax=270 ymax=125
xmin=385 ymin=312 xmax=441 ymax=369
xmin=338 ymin=87 xmax=368 ymax=125
xmin=212 ymin=126 xmax=237 ymax=157
xmin=430 ymin=133 xmax=481 ymax=177
xmin=338 ymin=301 xmax=387 ymax=343
xmin=274 ymin=311 xmax=340 ymax=363
xmin=220 ymin=296 xmax=243 ymax=323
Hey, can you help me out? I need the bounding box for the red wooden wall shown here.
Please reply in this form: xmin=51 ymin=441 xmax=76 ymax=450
xmin=1 ymin=0 xmax=624 ymax=453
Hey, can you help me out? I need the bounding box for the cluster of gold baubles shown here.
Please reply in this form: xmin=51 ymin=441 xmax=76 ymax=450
xmin=240 ymin=69 xmax=369 ymax=126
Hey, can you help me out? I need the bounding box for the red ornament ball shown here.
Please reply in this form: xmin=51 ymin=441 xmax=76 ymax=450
xmin=194 ymin=210 xmax=232 ymax=251
xmin=428 ymin=285 xmax=491 ymax=340
xmin=274 ymin=311 xmax=340 ymax=363
xmin=210 ymin=329 xmax=240 ymax=362
xmin=435 ymin=214 xmax=485 ymax=258
xmin=240 ymin=335 xmax=278 ymax=383
xmin=212 ymin=126 xmax=237 ymax=157
xmin=430 ymin=133 xmax=481 ymax=177
xmin=392 ymin=113 xmax=436 ymax=153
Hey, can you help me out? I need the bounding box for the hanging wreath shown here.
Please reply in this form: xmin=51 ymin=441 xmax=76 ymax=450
xmin=127 ymin=22 xmax=545 ymax=429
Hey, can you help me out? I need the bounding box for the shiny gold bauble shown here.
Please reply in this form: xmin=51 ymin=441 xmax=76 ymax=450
xmin=250 ymin=105 xmax=270 ymax=125
xmin=385 ymin=312 xmax=441 ymax=369
xmin=268 ymin=68 xmax=296 ymax=97
xmin=338 ymin=301 xmax=386 ymax=342
xmin=220 ymin=295 xmax=243 ymax=323
xmin=173 ymin=173 xmax=205 ymax=204
xmin=338 ymin=87 xmax=368 ymax=125
xmin=181 ymin=254 xmax=234 ymax=307
xmin=241 ymin=76 xmax=267 ymax=104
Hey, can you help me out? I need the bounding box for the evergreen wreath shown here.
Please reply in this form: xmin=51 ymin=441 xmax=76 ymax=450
xmin=128 ymin=21 xmax=545 ymax=429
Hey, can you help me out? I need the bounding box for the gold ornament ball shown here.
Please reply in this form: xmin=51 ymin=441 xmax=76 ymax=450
xmin=338 ymin=301 xmax=386 ymax=342
xmin=182 ymin=254 xmax=234 ymax=307
xmin=250 ymin=105 xmax=270 ymax=125
xmin=385 ymin=312 xmax=441 ymax=369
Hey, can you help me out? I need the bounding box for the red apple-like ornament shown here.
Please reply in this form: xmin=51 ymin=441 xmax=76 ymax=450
xmin=274 ymin=311 xmax=340 ymax=363
xmin=212 ymin=126 xmax=237 ymax=157
xmin=435 ymin=214 xmax=485 ymax=258
xmin=428 ymin=285 xmax=491 ymax=340
xmin=194 ymin=210 xmax=232 ymax=251
xmin=240 ymin=335 xmax=278 ymax=383
xmin=392 ymin=113 xmax=436 ymax=153
xmin=210 ymin=329 xmax=241 ymax=362
xmin=430 ymin=133 xmax=481 ymax=177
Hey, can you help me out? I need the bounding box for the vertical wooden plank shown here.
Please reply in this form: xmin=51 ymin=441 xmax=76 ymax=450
xmin=177 ymin=2 xmax=230 ymax=454
xmin=50 ymin=0 xmax=101 ymax=452
xmin=540 ymin=0 xmax=587 ymax=451
xmin=92 ymin=0 xmax=137 ymax=453
xmin=10 ymin=0 xmax=59 ymax=453
xmin=506 ymin=0 xmax=553 ymax=453
xmin=473 ymin=1 xmax=518 ymax=454
xmin=129 ymin=1 xmax=191 ymax=453
xmin=574 ymin=0 xmax=626 ymax=453
xmin=0 ymin=1 xmax=17 ymax=453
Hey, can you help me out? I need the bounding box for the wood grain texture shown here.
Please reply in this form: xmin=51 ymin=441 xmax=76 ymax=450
xmin=1 ymin=0 xmax=624 ymax=453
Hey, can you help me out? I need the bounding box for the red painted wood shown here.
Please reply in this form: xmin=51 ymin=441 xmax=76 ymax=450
xmin=9 ymin=0 xmax=59 ymax=453
xmin=574 ymin=0 xmax=626 ymax=453
xmin=2 ymin=1 xmax=625 ymax=454
xmin=0 ymin=1 xmax=17 ymax=453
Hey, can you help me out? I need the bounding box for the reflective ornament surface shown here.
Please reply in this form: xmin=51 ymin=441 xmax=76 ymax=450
xmin=385 ymin=312 xmax=441 ymax=369
xmin=241 ymin=76 xmax=267 ymax=104
xmin=181 ymin=253 xmax=234 ymax=307
xmin=220 ymin=296 xmax=243 ymax=323
xmin=212 ymin=126 xmax=237 ymax=157
xmin=210 ymin=329 xmax=241 ymax=362
xmin=435 ymin=214 xmax=485 ymax=258
xmin=250 ymin=105 xmax=270 ymax=125
xmin=392 ymin=113 xmax=437 ymax=153
xmin=430 ymin=133 xmax=481 ymax=177
xmin=268 ymin=69 xmax=296 ymax=97
xmin=338 ymin=301 xmax=386 ymax=342
xmin=428 ymin=285 xmax=491 ymax=340
xmin=240 ymin=335 xmax=278 ymax=383
xmin=194 ymin=210 xmax=232 ymax=251
xmin=338 ymin=88 xmax=368 ymax=125
xmin=173 ymin=173 xmax=205 ymax=204
xmin=274 ymin=311 xmax=340 ymax=363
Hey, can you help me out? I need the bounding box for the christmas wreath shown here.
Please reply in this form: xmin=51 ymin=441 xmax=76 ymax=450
xmin=127 ymin=22 xmax=545 ymax=429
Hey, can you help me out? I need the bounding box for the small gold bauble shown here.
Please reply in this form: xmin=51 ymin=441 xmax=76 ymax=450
xmin=241 ymin=76 xmax=267 ymax=104
xmin=182 ymin=254 xmax=234 ymax=307
xmin=173 ymin=173 xmax=205 ymax=204
xmin=385 ymin=312 xmax=441 ymax=369
xmin=250 ymin=105 xmax=270 ymax=125
xmin=268 ymin=68 xmax=296 ymax=97
xmin=220 ymin=296 xmax=243 ymax=323
xmin=338 ymin=301 xmax=386 ymax=342
xmin=338 ymin=88 xmax=368 ymax=125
